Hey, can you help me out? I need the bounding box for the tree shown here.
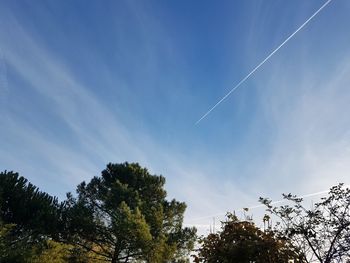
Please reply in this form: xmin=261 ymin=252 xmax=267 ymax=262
xmin=0 ymin=171 xmax=60 ymax=238
xmin=0 ymin=171 xmax=61 ymax=262
xmin=29 ymin=240 xmax=101 ymax=263
xmin=0 ymin=221 xmax=24 ymax=262
xmin=63 ymin=162 xmax=196 ymax=263
xmin=193 ymin=213 xmax=304 ymax=263
xmin=260 ymin=183 xmax=350 ymax=263
xmin=30 ymin=240 xmax=74 ymax=263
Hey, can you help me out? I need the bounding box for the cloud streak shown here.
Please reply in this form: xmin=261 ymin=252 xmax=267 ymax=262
xmin=185 ymin=187 xmax=335 ymax=223
xmin=0 ymin=10 xmax=252 ymax=215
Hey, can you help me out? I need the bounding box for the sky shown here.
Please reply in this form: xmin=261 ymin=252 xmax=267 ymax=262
xmin=1 ymin=0 xmax=350 ymax=233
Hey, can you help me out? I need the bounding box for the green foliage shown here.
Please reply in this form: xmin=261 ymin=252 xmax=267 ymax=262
xmin=194 ymin=213 xmax=304 ymax=263
xmin=3 ymin=167 xmax=350 ymax=263
xmin=63 ymin=162 xmax=196 ymax=262
xmin=29 ymin=240 xmax=102 ymax=263
xmin=0 ymin=171 xmax=60 ymax=240
xmin=0 ymin=222 xmax=14 ymax=251
xmin=30 ymin=240 xmax=71 ymax=263
xmin=0 ymin=171 xmax=61 ymax=262
xmin=0 ymin=165 xmax=195 ymax=262
xmin=0 ymin=221 xmax=24 ymax=262
xmin=260 ymin=183 xmax=350 ymax=263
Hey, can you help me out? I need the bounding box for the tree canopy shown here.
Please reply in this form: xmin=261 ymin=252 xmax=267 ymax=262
xmin=0 ymin=171 xmax=60 ymax=236
xmin=62 ymin=162 xmax=196 ymax=263
xmin=4 ymin=165 xmax=350 ymax=263
xmin=0 ymin=164 xmax=196 ymax=262
xmin=193 ymin=213 xmax=304 ymax=263
xmin=0 ymin=171 xmax=64 ymax=262
xmin=260 ymin=183 xmax=350 ymax=263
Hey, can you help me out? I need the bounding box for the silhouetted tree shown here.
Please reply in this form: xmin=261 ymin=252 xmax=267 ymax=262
xmin=260 ymin=183 xmax=350 ymax=263
xmin=0 ymin=171 xmax=61 ymax=262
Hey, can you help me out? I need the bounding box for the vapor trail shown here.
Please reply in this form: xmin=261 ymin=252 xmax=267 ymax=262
xmin=185 ymin=185 xmax=349 ymax=223
xmin=195 ymin=0 xmax=333 ymax=125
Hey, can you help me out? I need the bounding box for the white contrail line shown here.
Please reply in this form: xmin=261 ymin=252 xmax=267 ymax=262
xmin=185 ymin=185 xmax=349 ymax=223
xmin=195 ymin=0 xmax=333 ymax=125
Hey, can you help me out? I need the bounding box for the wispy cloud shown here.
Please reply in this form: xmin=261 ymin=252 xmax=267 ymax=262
xmin=0 ymin=9 xmax=251 ymax=218
xmin=1 ymin=1 xmax=349 ymax=238
xmin=251 ymin=57 xmax=350 ymax=195
xmin=0 ymin=12 xmax=157 ymax=196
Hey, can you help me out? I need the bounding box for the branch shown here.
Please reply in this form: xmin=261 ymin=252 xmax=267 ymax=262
xmin=325 ymin=222 xmax=350 ymax=262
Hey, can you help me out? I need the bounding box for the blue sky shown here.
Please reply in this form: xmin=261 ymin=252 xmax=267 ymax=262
xmin=1 ymin=0 xmax=350 ymax=231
